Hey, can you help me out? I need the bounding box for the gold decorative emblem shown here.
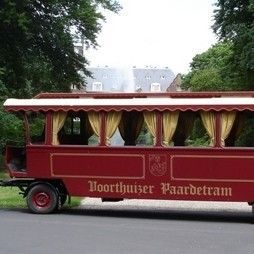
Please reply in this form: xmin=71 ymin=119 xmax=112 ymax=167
xmin=149 ymin=155 xmax=167 ymax=176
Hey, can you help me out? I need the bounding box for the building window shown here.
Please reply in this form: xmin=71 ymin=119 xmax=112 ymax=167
xmin=150 ymin=83 xmax=161 ymax=92
xmin=71 ymin=84 xmax=77 ymax=90
xmin=145 ymin=75 xmax=151 ymax=80
xmin=92 ymin=82 xmax=103 ymax=91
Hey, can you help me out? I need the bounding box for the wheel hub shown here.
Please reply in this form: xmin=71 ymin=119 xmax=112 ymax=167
xmin=33 ymin=192 xmax=51 ymax=208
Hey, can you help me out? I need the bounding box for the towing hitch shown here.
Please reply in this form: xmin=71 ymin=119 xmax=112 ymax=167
xmin=0 ymin=179 xmax=9 ymax=187
xmin=0 ymin=179 xmax=18 ymax=187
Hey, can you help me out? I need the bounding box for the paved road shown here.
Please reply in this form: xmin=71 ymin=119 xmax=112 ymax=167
xmin=0 ymin=200 xmax=254 ymax=254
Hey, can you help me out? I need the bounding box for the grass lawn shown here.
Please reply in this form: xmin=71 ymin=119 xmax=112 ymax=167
xmin=0 ymin=171 xmax=25 ymax=208
xmin=0 ymin=170 xmax=81 ymax=209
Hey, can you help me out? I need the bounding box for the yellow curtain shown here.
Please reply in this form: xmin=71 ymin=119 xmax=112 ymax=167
xmin=200 ymin=111 xmax=216 ymax=146
xmin=105 ymin=111 xmax=122 ymax=145
xmin=144 ymin=112 xmax=157 ymax=145
xmin=88 ymin=112 xmax=101 ymax=140
xmin=52 ymin=112 xmax=67 ymax=145
xmin=221 ymin=111 xmax=236 ymax=146
xmin=163 ymin=111 xmax=179 ymax=146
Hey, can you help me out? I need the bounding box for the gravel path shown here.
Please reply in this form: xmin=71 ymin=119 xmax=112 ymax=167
xmin=81 ymin=198 xmax=252 ymax=213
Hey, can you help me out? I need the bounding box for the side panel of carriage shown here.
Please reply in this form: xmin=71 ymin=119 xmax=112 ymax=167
xmin=24 ymin=145 xmax=254 ymax=202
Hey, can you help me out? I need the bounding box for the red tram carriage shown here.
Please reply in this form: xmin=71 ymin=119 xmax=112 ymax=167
xmin=1 ymin=91 xmax=254 ymax=214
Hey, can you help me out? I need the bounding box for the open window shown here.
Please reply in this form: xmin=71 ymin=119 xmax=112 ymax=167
xmin=26 ymin=111 xmax=46 ymax=144
xmin=57 ymin=111 xmax=94 ymax=145
xmin=172 ymin=111 xmax=195 ymax=146
xmin=171 ymin=111 xmax=213 ymax=147
xmin=103 ymin=110 xmax=154 ymax=147
xmin=106 ymin=110 xmax=155 ymax=147
xmin=5 ymin=112 xmax=27 ymax=172
xmin=225 ymin=111 xmax=254 ymax=147
xmin=118 ymin=111 xmax=144 ymax=146
xmin=135 ymin=111 xmax=156 ymax=146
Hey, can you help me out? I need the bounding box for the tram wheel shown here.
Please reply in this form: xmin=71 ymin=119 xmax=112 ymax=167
xmin=27 ymin=184 xmax=58 ymax=214
xmin=60 ymin=194 xmax=67 ymax=206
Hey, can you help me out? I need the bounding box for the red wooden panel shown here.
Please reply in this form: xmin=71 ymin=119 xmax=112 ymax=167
xmin=172 ymin=155 xmax=254 ymax=182
xmin=51 ymin=153 xmax=145 ymax=179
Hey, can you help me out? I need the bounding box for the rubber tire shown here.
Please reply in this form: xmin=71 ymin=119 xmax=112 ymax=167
xmin=26 ymin=184 xmax=58 ymax=214
xmin=60 ymin=194 xmax=67 ymax=206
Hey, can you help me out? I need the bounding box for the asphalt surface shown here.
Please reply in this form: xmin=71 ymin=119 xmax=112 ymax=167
xmin=0 ymin=200 xmax=254 ymax=254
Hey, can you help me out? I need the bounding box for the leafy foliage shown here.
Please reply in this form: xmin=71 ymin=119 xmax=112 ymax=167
xmin=0 ymin=0 xmax=121 ymax=97
xmin=235 ymin=118 xmax=254 ymax=147
xmin=213 ymin=0 xmax=254 ymax=89
xmin=0 ymin=105 xmax=24 ymax=151
xmin=136 ymin=126 xmax=154 ymax=146
xmin=183 ymin=0 xmax=254 ymax=91
xmin=182 ymin=42 xmax=241 ymax=91
xmin=186 ymin=118 xmax=210 ymax=147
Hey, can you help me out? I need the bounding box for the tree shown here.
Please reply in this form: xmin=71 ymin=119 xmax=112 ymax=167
xmin=182 ymin=42 xmax=240 ymax=91
xmin=0 ymin=101 xmax=24 ymax=159
xmin=213 ymin=0 xmax=254 ymax=89
xmin=0 ymin=0 xmax=121 ymax=98
xmin=0 ymin=1 xmax=121 ymax=168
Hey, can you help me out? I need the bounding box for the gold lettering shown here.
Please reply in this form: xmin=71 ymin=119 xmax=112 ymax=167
xmin=87 ymin=181 xmax=154 ymax=195
xmin=97 ymin=184 xmax=103 ymax=192
xmin=143 ymin=185 xmax=149 ymax=194
xmin=184 ymin=186 xmax=190 ymax=195
xmin=161 ymin=183 xmax=169 ymax=195
xmin=160 ymin=183 xmax=232 ymax=197
xmin=197 ymin=187 xmax=202 ymax=195
xmin=137 ymin=185 xmax=143 ymax=195
xmin=213 ymin=187 xmax=220 ymax=196
xmin=189 ymin=184 xmax=196 ymax=195
xmin=149 ymin=186 xmax=154 ymax=194
xmin=88 ymin=181 xmax=232 ymax=198
xmin=220 ymin=187 xmax=232 ymax=197
xmin=176 ymin=186 xmax=184 ymax=195
xmin=110 ymin=184 xmax=115 ymax=192
xmin=170 ymin=185 xmax=176 ymax=195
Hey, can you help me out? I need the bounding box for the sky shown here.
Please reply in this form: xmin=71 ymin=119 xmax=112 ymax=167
xmin=85 ymin=0 xmax=218 ymax=75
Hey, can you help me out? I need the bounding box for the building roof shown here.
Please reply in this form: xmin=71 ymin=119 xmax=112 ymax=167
xmin=83 ymin=67 xmax=175 ymax=92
